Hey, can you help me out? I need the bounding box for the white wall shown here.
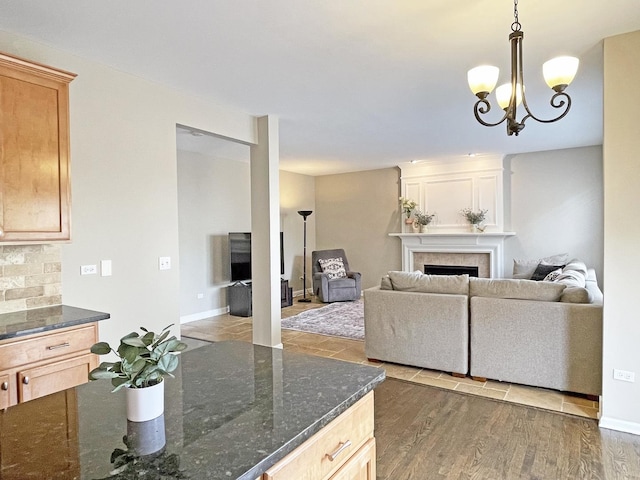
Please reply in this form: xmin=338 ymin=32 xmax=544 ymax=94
xmin=503 ymin=146 xmax=604 ymax=282
xmin=177 ymin=149 xmax=251 ymax=321
xmin=0 ymin=31 xmax=256 ymax=349
xmin=600 ymin=29 xmax=640 ymax=434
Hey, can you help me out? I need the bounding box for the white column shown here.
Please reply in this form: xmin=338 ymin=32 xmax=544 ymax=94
xmin=249 ymin=116 xmax=282 ymax=348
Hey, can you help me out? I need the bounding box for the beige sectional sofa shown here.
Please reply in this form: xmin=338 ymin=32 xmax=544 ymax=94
xmin=364 ymin=261 xmax=603 ymax=396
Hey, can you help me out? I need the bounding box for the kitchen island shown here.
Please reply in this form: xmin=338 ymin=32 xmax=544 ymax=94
xmin=0 ymin=340 xmax=385 ymax=479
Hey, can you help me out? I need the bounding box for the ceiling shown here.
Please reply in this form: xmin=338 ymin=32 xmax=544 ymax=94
xmin=2 ymin=1 xmax=639 ymax=175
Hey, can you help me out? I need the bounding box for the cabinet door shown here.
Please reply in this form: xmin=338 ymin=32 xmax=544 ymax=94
xmin=328 ymin=439 xmax=376 ymax=480
xmin=18 ymin=353 xmax=94 ymax=403
xmin=0 ymin=52 xmax=75 ymax=242
xmin=0 ymin=372 xmax=10 ymax=409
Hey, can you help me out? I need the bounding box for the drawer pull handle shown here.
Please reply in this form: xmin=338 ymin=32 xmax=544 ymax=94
xmin=326 ymin=440 xmax=352 ymax=462
xmin=1 ymin=382 xmax=8 ymax=391
xmin=47 ymin=342 xmax=70 ymax=350
xmin=22 ymin=377 xmax=29 ymax=385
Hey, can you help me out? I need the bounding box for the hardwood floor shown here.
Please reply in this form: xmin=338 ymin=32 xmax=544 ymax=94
xmin=181 ymin=304 xmax=640 ymax=479
xmin=375 ymin=378 xmax=640 ymax=480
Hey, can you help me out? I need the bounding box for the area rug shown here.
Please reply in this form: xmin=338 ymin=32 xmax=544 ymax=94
xmin=281 ymin=300 xmax=364 ymax=340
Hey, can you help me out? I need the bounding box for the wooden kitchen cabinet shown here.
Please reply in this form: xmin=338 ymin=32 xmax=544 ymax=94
xmin=0 ymin=323 xmax=98 ymax=407
xmin=0 ymin=51 xmax=76 ymax=243
xmin=263 ymin=391 xmax=376 ymax=480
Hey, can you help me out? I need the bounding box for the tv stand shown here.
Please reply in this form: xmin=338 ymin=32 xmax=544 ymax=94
xmin=228 ymin=279 xmax=293 ymax=317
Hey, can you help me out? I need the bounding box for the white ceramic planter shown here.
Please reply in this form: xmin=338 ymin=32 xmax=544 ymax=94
xmin=126 ymin=379 xmax=164 ymax=422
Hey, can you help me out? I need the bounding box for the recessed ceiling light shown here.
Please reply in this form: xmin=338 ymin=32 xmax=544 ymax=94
xmin=410 ymin=160 xmax=419 ymax=164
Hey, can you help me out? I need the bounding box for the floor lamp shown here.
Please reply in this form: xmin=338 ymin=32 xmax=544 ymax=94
xmin=298 ymin=210 xmax=313 ymax=302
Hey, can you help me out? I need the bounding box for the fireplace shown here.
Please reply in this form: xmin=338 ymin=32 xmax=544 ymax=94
xmin=390 ymin=232 xmax=515 ymax=278
xmin=424 ymin=264 xmax=479 ymax=277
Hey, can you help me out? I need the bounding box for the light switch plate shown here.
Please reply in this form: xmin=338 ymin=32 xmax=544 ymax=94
xmin=101 ymin=260 xmax=112 ymax=277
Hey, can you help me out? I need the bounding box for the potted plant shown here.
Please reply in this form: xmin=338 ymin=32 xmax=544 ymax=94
xmin=413 ymin=210 xmax=436 ymax=233
xmin=88 ymin=324 xmax=187 ymax=422
xmin=460 ymin=208 xmax=488 ymax=232
xmin=399 ymin=197 xmax=418 ymax=225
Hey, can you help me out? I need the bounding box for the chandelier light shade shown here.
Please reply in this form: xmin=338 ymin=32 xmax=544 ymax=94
xmin=467 ymin=0 xmax=579 ymax=136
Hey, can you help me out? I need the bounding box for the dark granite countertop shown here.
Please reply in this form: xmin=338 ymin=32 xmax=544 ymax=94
xmin=0 ymin=340 xmax=385 ymax=479
xmin=0 ymin=305 xmax=110 ymax=341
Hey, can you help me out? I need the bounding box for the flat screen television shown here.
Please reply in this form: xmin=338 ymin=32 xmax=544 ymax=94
xmin=229 ymin=232 xmax=284 ymax=282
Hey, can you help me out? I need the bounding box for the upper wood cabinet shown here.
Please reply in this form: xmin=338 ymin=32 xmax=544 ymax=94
xmin=0 ymin=52 xmax=76 ymax=243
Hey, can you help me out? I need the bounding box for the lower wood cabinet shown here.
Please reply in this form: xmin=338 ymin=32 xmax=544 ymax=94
xmin=0 ymin=323 xmax=98 ymax=407
xmin=263 ymin=391 xmax=375 ymax=480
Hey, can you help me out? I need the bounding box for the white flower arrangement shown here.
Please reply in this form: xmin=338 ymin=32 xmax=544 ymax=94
xmin=399 ymin=197 xmax=418 ymax=218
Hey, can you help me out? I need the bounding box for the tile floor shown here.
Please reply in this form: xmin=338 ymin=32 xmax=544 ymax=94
xmin=181 ymin=298 xmax=599 ymax=420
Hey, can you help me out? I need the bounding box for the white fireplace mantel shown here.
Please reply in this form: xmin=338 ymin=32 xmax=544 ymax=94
xmin=389 ymin=232 xmax=516 ymax=278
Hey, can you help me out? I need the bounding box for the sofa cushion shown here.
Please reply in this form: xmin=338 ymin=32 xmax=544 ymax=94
xmin=318 ymin=257 xmax=347 ymax=279
xmin=513 ymin=253 xmax=569 ymax=279
xmin=530 ymin=264 xmax=565 ymax=281
xmin=560 ymin=286 xmax=593 ymax=304
xmin=470 ymin=277 xmax=566 ymax=301
xmin=388 ymin=270 xmax=469 ymax=295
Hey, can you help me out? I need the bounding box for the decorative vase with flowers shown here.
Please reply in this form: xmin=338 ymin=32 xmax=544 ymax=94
xmin=88 ymin=324 xmax=187 ymax=422
xmin=399 ymin=197 xmax=417 ymax=224
xmin=413 ymin=210 xmax=436 ymax=233
xmin=460 ymin=208 xmax=488 ymax=232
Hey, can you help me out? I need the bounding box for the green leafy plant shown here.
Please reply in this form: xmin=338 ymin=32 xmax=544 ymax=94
xmin=413 ymin=210 xmax=435 ymax=226
xmin=399 ymin=196 xmax=418 ymax=218
xmin=89 ymin=324 xmax=187 ymax=391
xmin=460 ymin=208 xmax=488 ymax=225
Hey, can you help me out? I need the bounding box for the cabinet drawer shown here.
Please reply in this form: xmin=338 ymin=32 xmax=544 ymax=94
xmin=18 ymin=353 xmax=94 ymax=403
xmin=328 ymin=438 xmax=376 ymax=480
xmin=264 ymin=392 xmax=374 ymax=480
xmin=0 ymin=324 xmax=97 ymax=370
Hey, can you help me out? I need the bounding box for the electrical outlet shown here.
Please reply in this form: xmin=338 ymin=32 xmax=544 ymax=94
xmin=613 ymin=369 xmax=635 ymax=382
xmin=80 ymin=264 xmax=97 ymax=275
xmin=197 ymin=293 xmax=204 ymax=299
xmin=159 ymin=256 xmax=171 ymax=270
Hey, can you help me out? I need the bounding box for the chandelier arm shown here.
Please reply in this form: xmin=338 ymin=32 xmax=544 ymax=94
xmin=473 ymin=99 xmax=509 ymax=127
xmin=520 ymin=92 xmax=573 ymax=124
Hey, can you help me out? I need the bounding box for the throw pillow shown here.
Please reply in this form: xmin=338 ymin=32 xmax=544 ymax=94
xmin=513 ymin=253 xmax=569 ymax=279
xmin=531 ymin=264 xmax=565 ymax=281
xmin=543 ymin=268 xmax=563 ymax=282
xmin=318 ymin=257 xmax=347 ymax=279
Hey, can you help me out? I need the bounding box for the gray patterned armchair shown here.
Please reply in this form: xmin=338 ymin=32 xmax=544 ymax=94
xmin=311 ymin=249 xmax=361 ymax=303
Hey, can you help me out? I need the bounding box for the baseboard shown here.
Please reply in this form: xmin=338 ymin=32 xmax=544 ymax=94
xmin=180 ymin=307 xmax=229 ymax=324
xmin=599 ymin=416 xmax=640 ymax=435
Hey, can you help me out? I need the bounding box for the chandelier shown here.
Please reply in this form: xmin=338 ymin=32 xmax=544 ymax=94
xmin=467 ymin=0 xmax=579 ymax=136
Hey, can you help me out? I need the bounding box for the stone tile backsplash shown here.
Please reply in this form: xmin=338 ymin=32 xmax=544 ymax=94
xmin=0 ymin=244 xmax=62 ymax=314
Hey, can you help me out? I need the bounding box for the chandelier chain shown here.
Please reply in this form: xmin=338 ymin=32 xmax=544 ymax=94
xmin=511 ymin=0 xmax=521 ymax=32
